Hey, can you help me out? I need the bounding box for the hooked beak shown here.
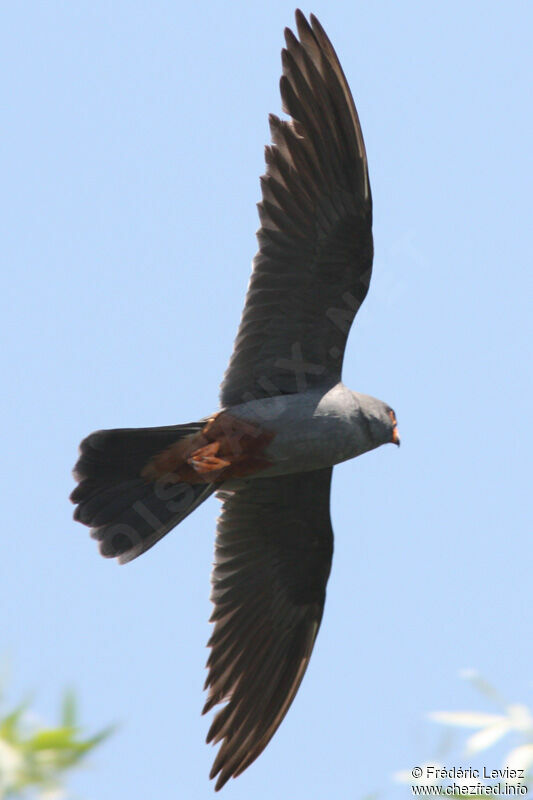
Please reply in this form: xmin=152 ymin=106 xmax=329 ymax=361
xmin=389 ymin=410 xmax=401 ymax=447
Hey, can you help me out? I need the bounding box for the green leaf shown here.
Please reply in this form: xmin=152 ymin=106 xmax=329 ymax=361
xmin=27 ymin=727 xmax=79 ymax=751
xmin=0 ymin=702 xmax=27 ymax=741
xmin=77 ymin=724 xmax=117 ymax=754
xmin=61 ymin=690 xmax=77 ymax=728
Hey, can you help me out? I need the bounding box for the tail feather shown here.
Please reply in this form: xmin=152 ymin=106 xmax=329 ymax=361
xmin=73 ymin=478 xmax=150 ymax=526
xmin=72 ymin=424 xmax=205 ymax=480
xmin=71 ymin=422 xmax=215 ymax=563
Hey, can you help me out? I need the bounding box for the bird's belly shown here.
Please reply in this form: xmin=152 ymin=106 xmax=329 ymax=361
xmin=260 ymin=419 xmax=357 ymax=476
xmin=227 ymin=386 xmax=361 ymax=478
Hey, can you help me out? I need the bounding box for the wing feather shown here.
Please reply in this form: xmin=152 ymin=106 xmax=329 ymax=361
xmin=220 ymin=11 xmax=373 ymax=406
xmin=204 ymin=468 xmax=334 ymax=790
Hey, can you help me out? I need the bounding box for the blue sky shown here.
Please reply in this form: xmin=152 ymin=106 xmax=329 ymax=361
xmin=1 ymin=1 xmax=532 ymax=798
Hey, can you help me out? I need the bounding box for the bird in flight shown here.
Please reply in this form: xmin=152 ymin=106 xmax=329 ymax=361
xmin=71 ymin=9 xmax=399 ymax=791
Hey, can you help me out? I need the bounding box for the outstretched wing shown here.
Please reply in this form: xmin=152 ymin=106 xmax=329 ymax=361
xmin=204 ymin=468 xmax=334 ymax=790
xmin=220 ymin=10 xmax=373 ymax=407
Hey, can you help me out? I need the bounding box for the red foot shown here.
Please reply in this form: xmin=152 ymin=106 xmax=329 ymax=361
xmin=142 ymin=412 xmax=275 ymax=485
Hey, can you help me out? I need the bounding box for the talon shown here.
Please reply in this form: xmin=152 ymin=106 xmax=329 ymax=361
xmin=188 ymin=442 xmax=231 ymax=475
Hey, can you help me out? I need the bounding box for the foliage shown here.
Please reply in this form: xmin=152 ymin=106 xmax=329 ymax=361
xmin=0 ymin=687 xmax=113 ymax=799
xmin=395 ymin=670 xmax=533 ymax=797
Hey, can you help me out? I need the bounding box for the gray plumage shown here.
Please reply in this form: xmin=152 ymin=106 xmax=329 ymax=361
xmin=70 ymin=9 xmax=399 ymax=792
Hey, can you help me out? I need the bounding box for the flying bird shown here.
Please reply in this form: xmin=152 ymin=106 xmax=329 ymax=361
xmin=71 ymin=10 xmax=399 ymax=791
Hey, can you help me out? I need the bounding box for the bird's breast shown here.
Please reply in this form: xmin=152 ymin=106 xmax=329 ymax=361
xmin=226 ymin=384 xmax=366 ymax=478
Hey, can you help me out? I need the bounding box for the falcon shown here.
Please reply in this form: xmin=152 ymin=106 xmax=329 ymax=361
xmin=71 ymin=10 xmax=400 ymax=790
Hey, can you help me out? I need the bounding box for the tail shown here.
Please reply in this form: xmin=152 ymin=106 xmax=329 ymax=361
xmin=70 ymin=422 xmax=216 ymax=564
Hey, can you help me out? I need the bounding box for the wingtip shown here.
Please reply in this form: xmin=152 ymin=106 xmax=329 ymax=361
xmin=295 ymin=9 xmax=313 ymax=38
xmin=209 ymin=748 xmax=232 ymax=790
xmin=309 ymin=12 xmax=324 ymax=35
xmin=284 ymin=25 xmax=298 ymax=49
xmin=213 ymin=772 xmax=229 ymax=792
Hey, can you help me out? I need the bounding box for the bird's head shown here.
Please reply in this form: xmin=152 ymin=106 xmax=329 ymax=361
xmin=348 ymin=391 xmax=400 ymax=454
